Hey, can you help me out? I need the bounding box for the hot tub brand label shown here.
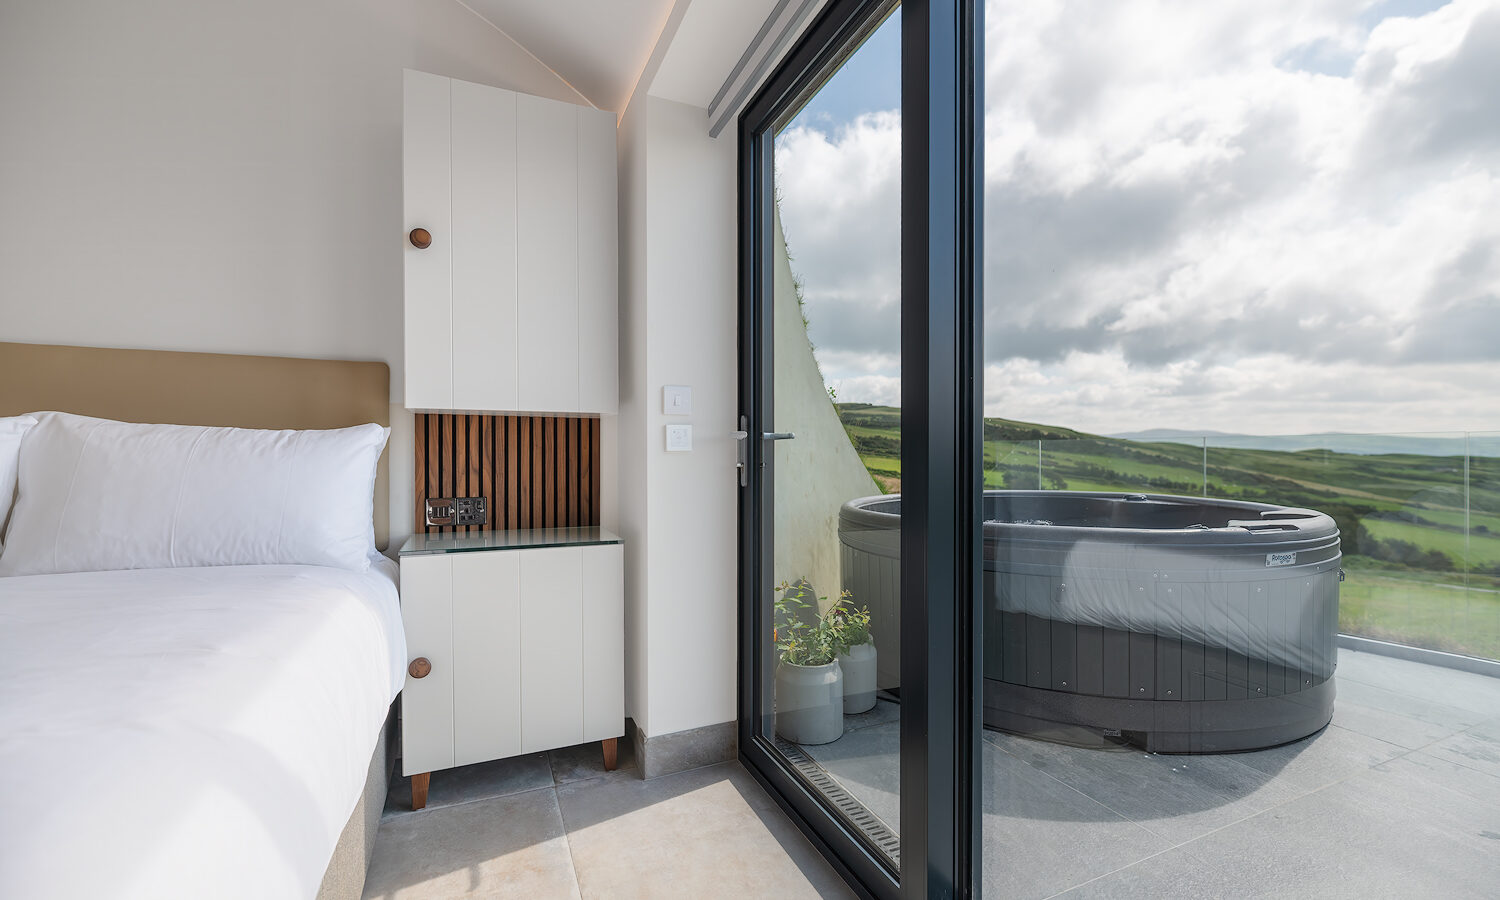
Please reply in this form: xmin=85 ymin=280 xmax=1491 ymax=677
xmin=1266 ymin=551 xmax=1296 ymax=567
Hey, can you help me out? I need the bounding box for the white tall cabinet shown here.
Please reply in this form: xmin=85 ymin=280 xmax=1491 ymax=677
xmin=403 ymin=70 xmax=618 ymax=415
xmin=398 ymin=529 xmax=625 ymax=809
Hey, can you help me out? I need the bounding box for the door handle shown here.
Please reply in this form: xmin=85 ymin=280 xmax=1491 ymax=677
xmin=734 ymin=418 xmax=750 ymax=487
xmin=733 ymin=423 xmax=796 ymax=488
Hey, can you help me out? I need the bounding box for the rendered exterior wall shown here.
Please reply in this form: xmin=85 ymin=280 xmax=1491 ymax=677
xmin=771 ymin=211 xmax=881 ymax=608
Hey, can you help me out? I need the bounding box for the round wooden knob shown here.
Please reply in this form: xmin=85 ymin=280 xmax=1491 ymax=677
xmin=408 ymin=228 xmax=432 ymax=249
xmin=408 ymin=657 xmax=432 ymax=679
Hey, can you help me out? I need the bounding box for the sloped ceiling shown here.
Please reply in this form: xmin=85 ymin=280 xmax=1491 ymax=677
xmin=650 ymin=0 xmax=786 ymax=109
xmin=459 ymin=0 xmax=674 ymax=112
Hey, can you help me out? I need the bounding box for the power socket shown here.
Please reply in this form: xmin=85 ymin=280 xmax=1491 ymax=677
xmin=425 ymin=497 xmax=488 ymax=527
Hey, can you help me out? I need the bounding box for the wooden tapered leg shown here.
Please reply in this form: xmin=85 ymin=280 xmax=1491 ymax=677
xmin=410 ymin=772 xmax=430 ymax=810
xmin=601 ymin=737 xmax=618 ymax=772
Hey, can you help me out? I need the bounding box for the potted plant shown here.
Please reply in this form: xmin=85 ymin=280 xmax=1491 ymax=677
xmin=773 ymin=581 xmax=844 ymax=744
xmin=827 ymin=595 xmax=876 ymax=714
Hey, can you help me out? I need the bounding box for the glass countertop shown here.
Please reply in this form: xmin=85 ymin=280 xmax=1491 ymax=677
xmin=399 ymin=527 xmax=623 ymax=556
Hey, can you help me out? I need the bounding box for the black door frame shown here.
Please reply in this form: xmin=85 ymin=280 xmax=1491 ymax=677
xmin=735 ymin=1 xmax=982 ymax=897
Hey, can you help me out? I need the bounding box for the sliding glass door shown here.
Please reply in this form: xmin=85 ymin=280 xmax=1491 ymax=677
xmin=737 ymin=1 xmax=981 ymax=897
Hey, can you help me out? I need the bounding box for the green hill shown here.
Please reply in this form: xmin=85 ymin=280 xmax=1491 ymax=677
xmin=834 ymin=403 xmax=1500 ymax=659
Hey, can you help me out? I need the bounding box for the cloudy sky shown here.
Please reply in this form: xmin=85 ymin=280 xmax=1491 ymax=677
xmin=775 ymin=0 xmax=1500 ymax=436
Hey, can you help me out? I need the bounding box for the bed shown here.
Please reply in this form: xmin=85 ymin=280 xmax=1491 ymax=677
xmin=0 ymin=564 xmax=404 ymax=898
xmin=0 ymin=342 xmax=402 ymax=899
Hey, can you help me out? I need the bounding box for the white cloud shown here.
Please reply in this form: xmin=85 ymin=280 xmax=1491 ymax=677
xmin=775 ymin=0 xmax=1500 ymax=435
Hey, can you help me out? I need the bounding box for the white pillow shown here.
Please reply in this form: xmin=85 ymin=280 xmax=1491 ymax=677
xmin=0 ymin=412 xmax=389 ymax=576
xmin=0 ymin=414 xmax=39 ymax=550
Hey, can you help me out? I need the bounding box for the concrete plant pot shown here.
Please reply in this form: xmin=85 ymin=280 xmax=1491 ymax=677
xmin=837 ymin=640 xmax=877 ymax=714
xmin=775 ymin=659 xmax=844 ymax=745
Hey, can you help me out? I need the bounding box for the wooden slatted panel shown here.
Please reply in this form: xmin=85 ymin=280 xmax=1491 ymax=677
xmin=567 ymin=417 xmax=579 ymax=526
xmin=519 ymin=417 xmax=532 ymax=528
xmin=546 ymin=418 xmax=559 ymax=528
xmin=414 ymin=415 xmax=428 ymax=533
xmin=506 ymin=417 xmax=519 ymax=529
xmin=591 ymin=417 xmax=601 ymax=522
xmin=413 ymin=413 xmax=601 ymax=535
xmin=580 ymin=419 xmax=592 ymax=529
xmin=531 ymin=417 xmax=544 ymax=527
xmin=453 ymin=416 xmax=468 ymax=534
xmin=481 ymin=417 xmax=494 ymax=537
xmin=440 ymin=416 xmax=454 ymax=504
xmin=426 ymin=415 xmax=441 ymax=530
xmin=467 ymin=415 xmax=481 ymax=535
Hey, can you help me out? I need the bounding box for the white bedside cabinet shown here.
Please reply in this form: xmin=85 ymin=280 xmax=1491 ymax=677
xmin=397 ymin=528 xmax=624 ymax=809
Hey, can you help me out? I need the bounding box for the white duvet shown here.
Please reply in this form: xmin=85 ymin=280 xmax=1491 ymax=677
xmin=0 ymin=559 xmax=405 ymax=900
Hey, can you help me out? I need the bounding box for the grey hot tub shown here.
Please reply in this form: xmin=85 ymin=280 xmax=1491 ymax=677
xmin=839 ymin=491 xmax=1341 ymax=752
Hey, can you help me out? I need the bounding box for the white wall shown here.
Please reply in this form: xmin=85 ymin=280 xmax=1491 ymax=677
xmin=0 ymin=0 xmax=590 ymax=546
xmin=617 ymin=93 xmax=652 ymax=731
xmin=617 ymin=93 xmax=739 ymax=738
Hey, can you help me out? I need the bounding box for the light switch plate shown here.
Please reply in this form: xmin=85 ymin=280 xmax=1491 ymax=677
xmin=663 ymin=385 xmax=692 ymax=415
xmin=665 ymin=424 xmax=693 ymax=452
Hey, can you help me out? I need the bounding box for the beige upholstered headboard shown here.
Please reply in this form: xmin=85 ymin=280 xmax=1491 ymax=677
xmin=0 ymin=342 xmax=391 ymax=549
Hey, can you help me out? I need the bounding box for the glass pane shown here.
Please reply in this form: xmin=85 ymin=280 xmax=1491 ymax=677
xmin=765 ymin=6 xmax=903 ymax=869
xmin=1467 ymin=433 xmax=1500 ymax=659
xmin=981 ymin=1 xmax=1500 ymax=896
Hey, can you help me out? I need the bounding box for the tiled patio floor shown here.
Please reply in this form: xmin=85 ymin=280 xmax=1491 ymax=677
xmin=804 ymin=648 xmax=1500 ymax=899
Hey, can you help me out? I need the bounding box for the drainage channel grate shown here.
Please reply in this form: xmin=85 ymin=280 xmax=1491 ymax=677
xmin=774 ymin=738 xmax=901 ymax=866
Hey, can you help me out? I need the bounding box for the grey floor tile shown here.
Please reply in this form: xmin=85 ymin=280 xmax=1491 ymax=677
xmin=1203 ymin=754 xmax=1496 ymax=898
xmin=799 ymin=719 xmax=901 ymax=834
xmin=1373 ymin=749 xmax=1500 ymax=807
xmin=842 ymin=697 xmax=901 ymax=733
xmin=1043 ymin=843 xmax=1247 ymax=900
xmin=1336 ymin=650 xmax=1500 ymax=717
xmin=985 ymin=729 xmax=1295 ymax=845
xmin=1227 ymin=724 xmax=1407 ymax=795
xmin=1423 ymin=720 xmax=1500 ymax=780
xmin=1330 ymin=673 xmax=1492 ymax=751
xmin=1053 ymin=751 xmax=1500 ymax=900
xmin=363 ymin=787 xmax=580 ymax=900
xmin=549 ymin=738 xmax=640 ymax=785
xmin=384 ymin=753 xmax=555 ymax=818
xmin=556 ymin=762 xmax=852 ymax=899
xmin=982 ymin=742 xmax=1170 ymax=900
xmin=1334 ymin=674 xmax=1492 ymax=731
xmin=1330 ymin=697 xmax=1470 ymax=750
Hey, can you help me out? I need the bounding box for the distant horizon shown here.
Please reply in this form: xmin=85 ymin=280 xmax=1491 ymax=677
xmin=835 ymin=401 xmax=1494 ymax=440
xmin=783 ymin=0 xmax=1499 ymax=437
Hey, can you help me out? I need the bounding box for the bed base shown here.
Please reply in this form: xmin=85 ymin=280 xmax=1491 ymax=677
xmin=316 ymin=705 xmax=397 ymax=900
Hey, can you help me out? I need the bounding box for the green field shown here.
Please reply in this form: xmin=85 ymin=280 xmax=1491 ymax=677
xmin=836 ymin=403 xmax=1500 ymax=660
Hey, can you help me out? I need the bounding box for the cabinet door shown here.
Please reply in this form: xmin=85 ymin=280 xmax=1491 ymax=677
xmin=519 ymin=547 xmax=584 ymax=752
xmin=400 ymin=555 xmax=455 ymax=775
xmin=582 ymin=544 xmax=625 ymax=741
xmin=451 ymin=80 xmax=520 ymax=412
xmin=516 ymin=94 xmax=580 ymax=414
xmin=452 ymin=551 xmax=523 ymax=766
xmin=403 ymin=70 xmax=453 ymax=411
xmin=577 ymin=107 xmax=618 ymax=415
